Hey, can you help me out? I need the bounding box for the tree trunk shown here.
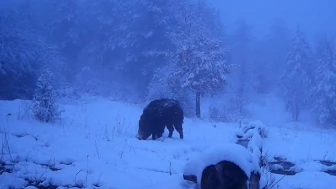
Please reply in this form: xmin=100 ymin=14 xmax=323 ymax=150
xmin=293 ymin=100 xmax=300 ymax=121
xmin=196 ymin=91 xmax=201 ymax=118
xmin=295 ymin=104 xmax=300 ymax=121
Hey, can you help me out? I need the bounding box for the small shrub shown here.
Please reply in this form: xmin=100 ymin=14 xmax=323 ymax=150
xmin=32 ymin=67 xmax=61 ymax=123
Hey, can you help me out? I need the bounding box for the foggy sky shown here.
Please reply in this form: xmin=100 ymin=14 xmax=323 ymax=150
xmin=210 ymin=0 xmax=336 ymax=43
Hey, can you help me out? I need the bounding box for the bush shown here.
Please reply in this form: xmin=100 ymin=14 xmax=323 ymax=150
xmin=32 ymin=67 xmax=61 ymax=122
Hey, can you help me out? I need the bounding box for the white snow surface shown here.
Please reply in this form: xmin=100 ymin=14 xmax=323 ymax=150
xmin=0 ymin=97 xmax=336 ymax=189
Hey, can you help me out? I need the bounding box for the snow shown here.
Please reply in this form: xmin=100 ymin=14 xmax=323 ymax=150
xmin=183 ymin=143 xmax=260 ymax=186
xmin=1 ymin=96 xmax=336 ymax=189
xmin=237 ymin=120 xmax=266 ymax=171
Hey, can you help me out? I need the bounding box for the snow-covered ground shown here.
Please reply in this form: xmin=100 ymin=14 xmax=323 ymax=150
xmin=0 ymin=96 xmax=336 ymax=189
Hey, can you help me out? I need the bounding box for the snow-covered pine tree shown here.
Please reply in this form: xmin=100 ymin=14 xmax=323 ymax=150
xmin=169 ymin=0 xmax=232 ymax=118
xmin=311 ymin=39 xmax=336 ymax=126
xmin=279 ymin=26 xmax=311 ymax=121
xmin=32 ymin=67 xmax=60 ymax=123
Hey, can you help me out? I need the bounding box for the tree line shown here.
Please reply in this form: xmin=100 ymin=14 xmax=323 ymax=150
xmin=0 ymin=0 xmax=335 ymax=127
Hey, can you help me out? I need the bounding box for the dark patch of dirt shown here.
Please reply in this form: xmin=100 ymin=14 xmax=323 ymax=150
xmin=318 ymin=160 xmax=336 ymax=167
xmin=0 ymin=161 xmax=13 ymax=174
xmin=92 ymin=182 xmax=102 ymax=188
xmin=268 ymin=160 xmax=295 ymax=169
xmin=63 ymin=183 xmax=85 ymax=188
xmin=15 ymin=133 xmax=27 ymax=138
xmin=268 ymin=157 xmax=297 ymax=175
xmin=324 ymin=170 xmax=336 ymax=176
xmin=60 ymin=160 xmax=74 ymax=166
xmin=319 ymin=160 xmax=336 ymax=176
xmin=14 ymin=133 xmax=38 ymax=141
xmin=273 ymin=157 xmax=287 ymax=162
xmin=25 ymin=178 xmax=58 ymax=189
xmin=183 ymin=174 xmax=198 ymax=183
xmin=236 ymin=134 xmax=243 ymax=139
xmin=40 ymin=163 xmax=62 ymax=171
xmin=269 ymin=169 xmax=297 ymax=176
xmin=269 ymin=157 xmax=295 ymax=168
xmin=25 ymin=178 xmax=91 ymax=189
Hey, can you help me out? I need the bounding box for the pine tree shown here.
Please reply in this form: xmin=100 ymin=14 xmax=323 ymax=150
xmin=311 ymin=39 xmax=336 ymax=126
xmin=279 ymin=26 xmax=311 ymax=121
xmin=32 ymin=67 xmax=60 ymax=123
xmin=168 ymin=0 xmax=232 ymax=118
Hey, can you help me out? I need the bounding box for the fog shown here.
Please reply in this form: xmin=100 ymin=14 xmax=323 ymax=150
xmin=210 ymin=0 xmax=336 ymax=42
xmin=1 ymin=0 xmax=336 ymax=127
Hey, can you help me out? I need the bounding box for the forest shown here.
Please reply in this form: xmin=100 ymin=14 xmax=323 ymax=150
xmin=1 ymin=0 xmax=335 ymax=127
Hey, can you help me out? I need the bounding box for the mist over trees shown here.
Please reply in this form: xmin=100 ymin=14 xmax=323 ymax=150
xmin=1 ymin=0 xmax=335 ymax=127
xmin=279 ymin=26 xmax=312 ymax=121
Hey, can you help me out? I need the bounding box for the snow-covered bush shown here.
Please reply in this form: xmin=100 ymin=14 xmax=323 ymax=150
xmin=32 ymin=67 xmax=61 ymax=123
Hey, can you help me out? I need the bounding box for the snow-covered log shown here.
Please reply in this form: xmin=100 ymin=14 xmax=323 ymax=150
xmin=236 ymin=120 xmax=267 ymax=188
xmin=236 ymin=120 xmax=267 ymax=167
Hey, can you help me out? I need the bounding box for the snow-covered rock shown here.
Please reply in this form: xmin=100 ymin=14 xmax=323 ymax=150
xmin=183 ymin=143 xmax=260 ymax=187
